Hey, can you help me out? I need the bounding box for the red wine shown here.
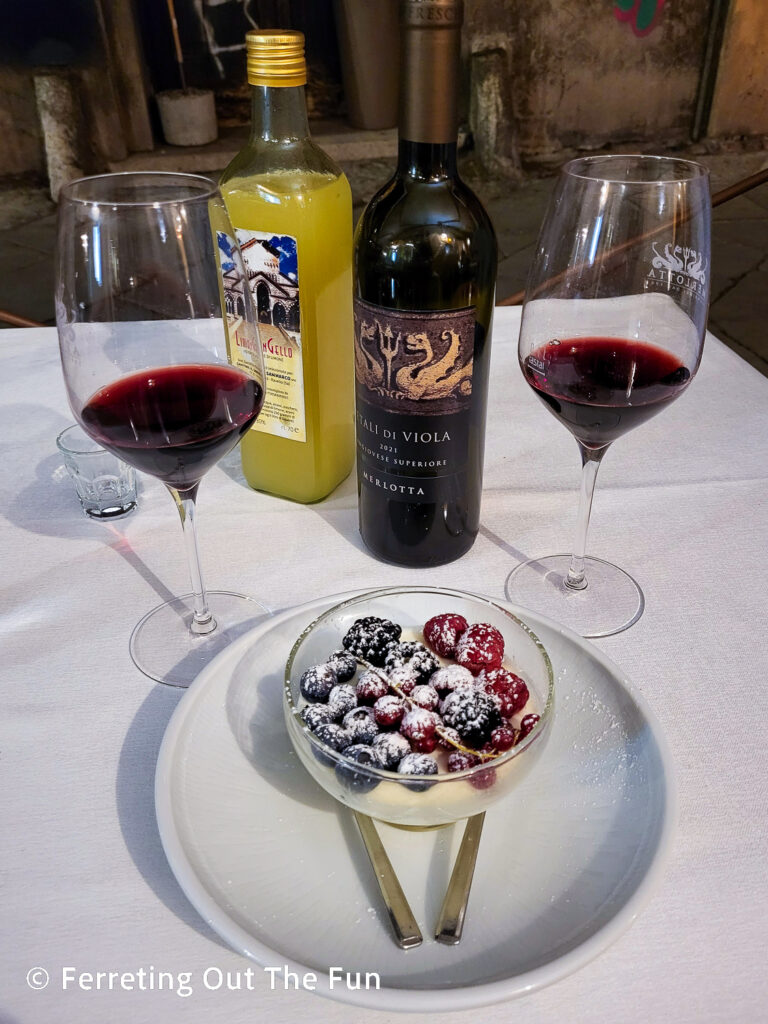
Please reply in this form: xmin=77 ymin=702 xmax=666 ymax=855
xmin=523 ymin=337 xmax=691 ymax=447
xmin=81 ymin=364 xmax=264 ymax=489
xmin=352 ymin=0 xmax=497 ymax=567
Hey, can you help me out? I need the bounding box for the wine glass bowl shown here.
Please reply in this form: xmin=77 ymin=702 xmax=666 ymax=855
xmin=56 ymin=172 xmax=267 ymax=686
xmin=508 ymin=155 xmax=711 ymax=637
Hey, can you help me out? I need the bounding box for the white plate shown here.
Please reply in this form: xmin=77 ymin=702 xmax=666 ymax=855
xmin=155 ymin=593 xmax=676 ymax=1013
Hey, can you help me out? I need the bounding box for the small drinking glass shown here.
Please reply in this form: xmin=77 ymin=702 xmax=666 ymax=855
xmin=507 ymin=155 xmax=711 ymax=638
xmin=57 ymin=423 xmax=137 ymax=518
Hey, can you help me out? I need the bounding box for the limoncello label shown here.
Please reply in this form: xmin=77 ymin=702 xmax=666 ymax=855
xmin=234 ymin=227 xmax=306 ymax=443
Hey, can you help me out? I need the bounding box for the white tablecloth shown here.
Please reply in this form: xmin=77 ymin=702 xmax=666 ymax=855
xmin=1 ymin=307 xmax=767 ymax=1024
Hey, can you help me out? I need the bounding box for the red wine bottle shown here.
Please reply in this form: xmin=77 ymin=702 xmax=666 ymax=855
xmin=353 ymin=0 xmax=497 ymax=567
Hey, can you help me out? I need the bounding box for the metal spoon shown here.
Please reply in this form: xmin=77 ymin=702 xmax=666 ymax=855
xmin=353 ymin=811 xmax=423 ymax=949
xmin=434 ymin=812 xmax=486 ymax=944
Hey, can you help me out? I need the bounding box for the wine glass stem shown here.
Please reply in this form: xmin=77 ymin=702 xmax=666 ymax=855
xmin=566 ymin=443 xmax=609 ymax=591
xmin=169 ymin=485 xmax=217 ymax=636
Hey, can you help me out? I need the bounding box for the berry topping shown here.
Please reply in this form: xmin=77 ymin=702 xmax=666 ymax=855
xmin=490 ymin=725 xmax=518 ymax=751
xmin=384 ymin=641 xmax=440 ymax=685
xmin=437 ymin=725 xmax=462 ymax=751
xmin=441 ymin=688 xmax=502 ymax=747
xmin=430 ymin=664 xmax=475 ymax=695
xmin=326 ymin=649 xmax=357 ymax=682
xmin=373 ymin=694 xmax=406 ymax=729
xmin=299 ymin=663 xmax=338 ymax=703
xmin=355 ymin=670 xmax=389 ymax=705
xmin=335 ymin=744 xmax=381 ymax=793
xmin=410 ymin=684 xmax=439 ymax=711
xmin=313 ymin=722 xmax=352 ymax=753
xmin=301 ymin=704 xmax=333 ymax=731
xmin=387 ymin=665 xmax=418 ymax=696
xmin=326 ymin=683 xmax=358 ymax=720
xmin=341 ymin=616 xmax=401 ymax=666
xmin=455 ymin=624 xmax=504 ymax=675
xmin=342 ymin=705 xmax=380 ymax=745
xmin=423 ymin=612 xmax=469 ymax=657
xmin=401 ymin=707 xmax=438 ymax=743
xmin=520 ymin=713 xmax=540 ymax=738
xmin=372 ymin=731 xmax=412 ymax=769
xmin=478 ymin=667 xmax=529 ymax=717
xmin=447 ymin=751 xmax=480 ymax=772
xmin=397 ymin=753 xmax=439 ymax=777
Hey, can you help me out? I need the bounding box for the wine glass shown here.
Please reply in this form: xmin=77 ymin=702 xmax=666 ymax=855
xmin=507 ymin=155 xmax=711 ymax=637
xmin=56 ymin=172 xmax=267 ymax=686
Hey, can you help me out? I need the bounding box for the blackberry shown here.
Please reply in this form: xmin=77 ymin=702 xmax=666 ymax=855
xmin=341 ymin=616 xmax=401 ymax=666
xmin=384 ymin=641 xmax=439 ymax=685
xmin=335 ymin=743 xmax=382 ymax=793
xmin=441 ymin=689 xmax=502 ymax=748
xmin=326 ymin=649 xmax=357 ymax=682
xmin=397 ymin=752 xmax=438 ymax=791
xmin=301 ymin=704 xmax=333 ymax=731
xmin=372 ymin=731 xmax=412 ymax=769
xmin=327 ymin=683 xmax=358 ymax=721
xmin=299 ymin=663 xmax=337 ymax=703
xmin=342 ymin=705 xmax=380 ymax=745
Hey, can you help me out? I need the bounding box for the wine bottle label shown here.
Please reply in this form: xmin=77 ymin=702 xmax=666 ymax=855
xmin=354 ymin=299 xmax=475 ymax=502
xmin=216 ymin=230 xmax=265 ymax=388
xmin=229 ymin=227 xmax=306 ymax=442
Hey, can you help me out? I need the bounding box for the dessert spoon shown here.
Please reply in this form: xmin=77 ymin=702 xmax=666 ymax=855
xmin=434 ymin=812 xmax=485 ymax=944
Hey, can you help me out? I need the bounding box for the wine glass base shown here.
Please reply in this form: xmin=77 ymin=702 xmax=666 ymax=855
xmin=505 ymin=555 xmax=644 ymax=639
xmin=130 ymin=591 xmax=271 ymax=688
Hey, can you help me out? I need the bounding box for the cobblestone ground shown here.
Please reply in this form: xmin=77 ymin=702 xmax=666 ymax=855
xmin=1 ymin=148 xmax=766 ymax=375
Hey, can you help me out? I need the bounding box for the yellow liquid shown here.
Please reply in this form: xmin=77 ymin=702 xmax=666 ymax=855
xmin=223 ymin=170 xmax=355 ymax=503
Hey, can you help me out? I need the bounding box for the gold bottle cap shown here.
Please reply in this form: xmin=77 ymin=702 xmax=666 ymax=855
xmin=246 ymin=30 xmax=307 ymax=88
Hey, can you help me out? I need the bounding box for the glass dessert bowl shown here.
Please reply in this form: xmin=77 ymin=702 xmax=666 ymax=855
xmin=284 ymin=586 xmax=555 ymax=828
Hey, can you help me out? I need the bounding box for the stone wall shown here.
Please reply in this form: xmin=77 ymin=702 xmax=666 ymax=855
xmin=465 ymin=0 xmax=711 ymax=167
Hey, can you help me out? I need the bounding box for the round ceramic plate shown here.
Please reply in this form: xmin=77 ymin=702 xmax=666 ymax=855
xmin=155 ymin=592 xmax=675 ymax=1013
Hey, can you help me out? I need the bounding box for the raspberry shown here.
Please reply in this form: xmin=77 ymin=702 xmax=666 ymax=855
xmin=327 ymin=684 xmax=357 ymax=721
xmin=373 ymin=694 xmax=406 ymax=729
xmin=326 ymin=649 xmax=357 ymax=682
xmin=373 ymin=731 xmax=411 ymax=769
xmin=342 ymin=705 xmax=380 ymax=745
xmin=469 ymin=766 xmax=497 ymax=790
xmin=387 ymin=666 xmax=418 ymax=696
xmin=447 ymin=751 xmax=479 ymax=772
xmin=478 ymin=668 xmax=529 ymax=717
xmin=430 ymin=665 xmax=475 ymax=695
xmin=455 ymin=624 xmax=504 ymax=675
xmin=299 ymin=663 xmax=338 ymax=702
xmin=437 ymin=725 xmax=462 ymax=751
xmin=355 ymin=670 xmax=389 ymax=705
xmin=490 ymin=725 xmax=518 ymax=751
xmin=520 ymin=713 xmax=540 ymax=738
xmin=342 ymin=616 xmax=401 ymax=666
xmin=401 ymin=707 xmax=438 ymax=745
xmin=384 ymin=641 xmax=439 ymax=685
xmin=423 ymin=613 xmax=468 ymax=657
xmin=441 ymin=688 xmax=501 ymax=747
xmin=410 ymin=684 xmax=439 ymax=711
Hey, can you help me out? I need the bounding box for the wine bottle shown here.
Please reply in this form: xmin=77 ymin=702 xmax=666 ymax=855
xmin=221 ymin=30 xmax=355 ymax=503
xmin=353 ymin=0 xmax=497 ymax=566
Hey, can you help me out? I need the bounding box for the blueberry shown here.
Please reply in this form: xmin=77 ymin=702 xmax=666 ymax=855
xmin=373 ymin=731 xmax=412 ymax=769
xmin=342 ymin=705 xmax=380 ymax=745
xmin=335 ymin=743 xmax=382 ymax=793
xmin=327 ymin=683 xmax=358 ymax=721
xmin=299 ymin=663 xmax=338 ymax=703
xmin=326 ymin=649 xmax=357 ymax=682
xmin=397 ymin=752 xmax=439 ymax=792
xmin=312 ymin=722 xmax=352 ymax=768
xmin=301 ymin=704 xmax=332 ymax=731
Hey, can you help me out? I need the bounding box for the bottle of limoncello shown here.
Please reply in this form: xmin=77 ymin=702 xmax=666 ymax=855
xmin=220 ymin=30 xmax=355 ymax=502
